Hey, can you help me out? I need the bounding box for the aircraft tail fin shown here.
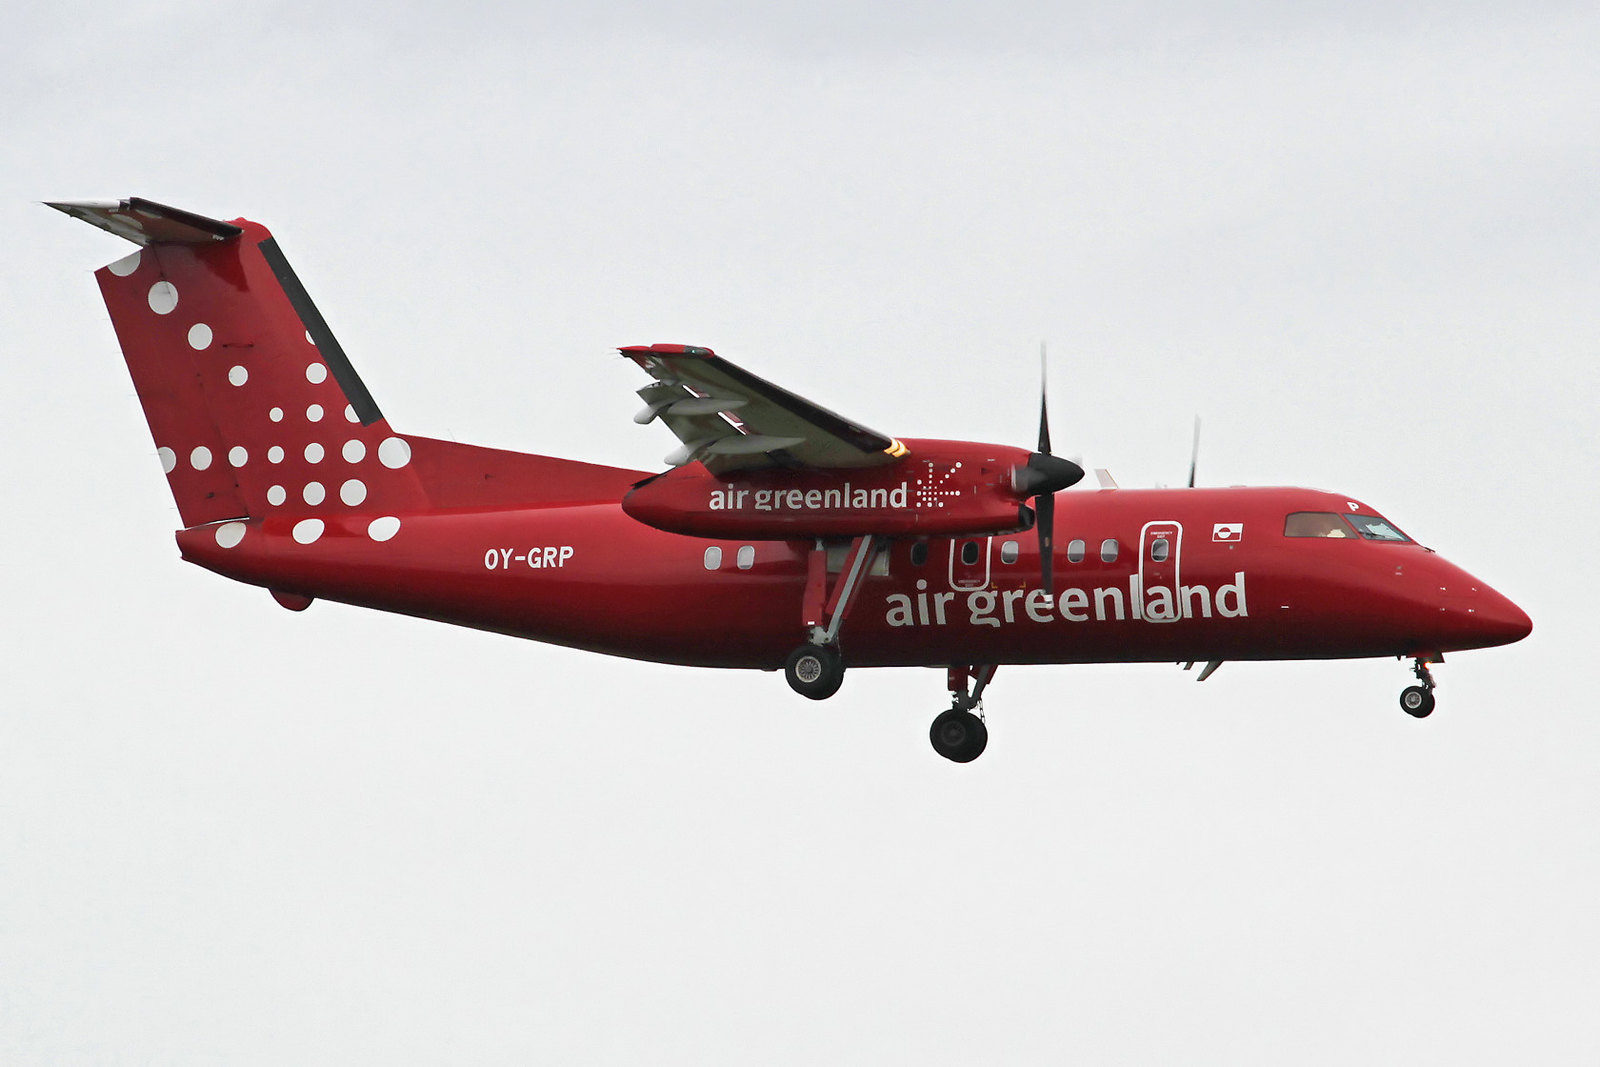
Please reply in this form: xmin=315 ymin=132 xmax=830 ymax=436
xmin=56 ymin=198 xmax=648 ymax=529
xmin=53 ymin=198 xmax=437 ymax=526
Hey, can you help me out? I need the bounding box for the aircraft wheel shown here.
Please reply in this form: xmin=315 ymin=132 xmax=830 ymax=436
xmin=1400 ymin=686 xmax=1436 ymax=718
xmin=930 ymin=708 xmax=988 ymax=763
xmin=784 ymin=644 xmax=844 ymax=700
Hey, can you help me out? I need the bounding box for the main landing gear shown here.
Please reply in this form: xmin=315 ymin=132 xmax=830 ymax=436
xmin=784 ymin=644 xmax=844 ymax=700
xmin=930 ymin=665 xmax=995 ymax=763
xmin=782 ymin=535 xmax=881 ymax=701
xmin=1399 ymin=657 xmax=1438 ymax=718
xmin=779 ymin=537 xmax=997 ymax=763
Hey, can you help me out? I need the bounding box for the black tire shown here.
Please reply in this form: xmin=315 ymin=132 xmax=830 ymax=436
xmin=1400 ymin=686 xmax=1436 ymax=718
xmin=784 ymin=644 xmax=844 ymax=700
xmin=929 ymin=708 xmax=989 ymax=763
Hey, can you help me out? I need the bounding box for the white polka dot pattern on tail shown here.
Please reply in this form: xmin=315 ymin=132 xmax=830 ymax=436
xmin=158 ymin=447 xmax=177 ymax=473
xmin=368 ymin=516 xmax=401 ymax=542
xmin=307 ymin=363 xmax=328 ymax=384
xmin=269 ymin=407 xmax=284 ymax=423
xmin=378 ymin=437 xmax=411 ymax=469
xmin=228 ymin=365 xmax=248 ymax=386
xmin=303 ymin=482 xmax=326 ymax=505
xmin=268 ymin=446 xmax=285 ymax=464
xmin=340 ymin=479 xmax=367 ymax=506
xmin=305 ymin=443 xmax=324 ymax=464
xmin=342 ymin=440 xmax=366 ymax=463
xmin=187 ymin=323 xmax=213 ymax=350
xmin=267 ymin=485 xmax=286 ymax=506
xmin=292 ymin=519 xmax=324 ymax=545
xmin=344 ymin=405 xmax=358 ymax=423
xmin=191 ymin=446 xmax=212 ymax=471
xmin=215 ymin=522 xmax=246 ymax=549
xmin=228 ymin=446 xmax=248 ymax=467
xmin=307 ymin=404 xmax=324 ymax=423
xmin=108 ymin=251 xmax=141 ymax=277
xmin=148 ymin=281 xmax=178 ymax=314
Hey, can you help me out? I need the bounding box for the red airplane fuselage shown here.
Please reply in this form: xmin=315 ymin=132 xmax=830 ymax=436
xmin=175 ymin=474 xmax=1527 ymax=670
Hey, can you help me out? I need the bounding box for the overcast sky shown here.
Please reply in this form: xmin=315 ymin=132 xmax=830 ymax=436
xmin=4 ymin=2 xmax=1597 ymax=1064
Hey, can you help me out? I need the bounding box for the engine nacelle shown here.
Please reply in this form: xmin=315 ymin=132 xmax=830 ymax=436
xmin=622 ymin=439 xmax=1036 ymax=539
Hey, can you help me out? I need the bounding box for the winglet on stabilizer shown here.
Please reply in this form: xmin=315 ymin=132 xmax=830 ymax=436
xmin=46 ymin=198 xmax=242 ymax=247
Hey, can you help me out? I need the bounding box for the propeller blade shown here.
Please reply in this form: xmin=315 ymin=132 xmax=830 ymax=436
xmin=1188 ymin=416 xmax=1201 ymax=488
xmin=1036 ymin=489 xmax=1055 ymax=596
xmin=1037 ymin=342 xmax=1052 ymax=455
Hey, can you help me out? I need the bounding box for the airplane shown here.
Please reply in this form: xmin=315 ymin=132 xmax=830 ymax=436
xmin=49 ymin=197 xmax=1532 ymax=762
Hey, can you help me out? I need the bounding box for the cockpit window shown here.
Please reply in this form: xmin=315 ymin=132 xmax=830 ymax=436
xmin=1285 ymin=512 xmax=1352 ymax=538
xmin=1345 ymin=514 xmax=1410 ymax=542
xmin=1285 ymin=511 xmax=1411 ymax=542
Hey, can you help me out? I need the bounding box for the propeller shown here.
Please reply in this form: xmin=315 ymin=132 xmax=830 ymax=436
xmin=1187 ymin=416 xmax=1201 ymax=488
xmin=1011 ymin=346 xmax=1084 ymax=598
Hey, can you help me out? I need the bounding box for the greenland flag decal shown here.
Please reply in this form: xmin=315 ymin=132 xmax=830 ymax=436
xmin=1213 ymin=522 xmax=1243 ymax=542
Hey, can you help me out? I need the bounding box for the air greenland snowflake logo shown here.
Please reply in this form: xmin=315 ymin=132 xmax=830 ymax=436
xmin=1213 ymin=522 xmax=1243 ymax=542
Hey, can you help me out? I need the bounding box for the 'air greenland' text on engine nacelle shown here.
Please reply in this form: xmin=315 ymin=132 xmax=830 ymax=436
xmin=621 ymin=439 xmax=1038 ymax=539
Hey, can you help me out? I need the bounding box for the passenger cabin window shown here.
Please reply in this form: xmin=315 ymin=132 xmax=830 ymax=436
xmin=703 ymin=546 xmax=723 ymax=569
xmin=1000 ymin=540 xmax=1020 ymax=564
xmin=1066 ymin=539 xmax=1086 ymax=563
xmin=1100 ymin=538 xmax=1119 ymax=563
xmin=910 ymin=542 xmax=929 ymax=566
xmin=960 ymin=541 xmax=981 ymax=565
xmin=1150 ymin=538 xmax=1169 ymax=562
xmin=736 ymin=545 xmax=755 ymax=570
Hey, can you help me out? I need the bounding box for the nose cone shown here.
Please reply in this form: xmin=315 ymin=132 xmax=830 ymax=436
xmin=1469 ymin=585 xmax=1533 ymax=648
xmin=1425 ymin=561 xmax=1532 ymax=652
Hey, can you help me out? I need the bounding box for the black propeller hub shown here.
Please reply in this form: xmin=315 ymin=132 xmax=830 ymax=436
xmin=1012 ymin=453 xmax=1084 ymax=498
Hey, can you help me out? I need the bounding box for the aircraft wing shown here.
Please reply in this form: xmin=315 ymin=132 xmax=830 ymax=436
xmin=622 ymin=344 xmax=906 ymax=473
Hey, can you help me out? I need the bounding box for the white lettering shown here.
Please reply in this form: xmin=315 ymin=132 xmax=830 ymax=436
xmin=1025 ymin=589 xmax=1056 ymax=623
xmin=968 ymin=590 xmax=1001 ymax=628
xmin=1217 ymin=572 xmax=1249 ymax=617
xmin=882 ymin=572 xmax=1249 ymax=628
xmin=885 ymin=594 xmax=915 ymax=627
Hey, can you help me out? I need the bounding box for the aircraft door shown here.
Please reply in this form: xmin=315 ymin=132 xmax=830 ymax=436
xmin=948 ymin=537 xmax=992 ymax=590
xmin=1139 ymin=521 xmax=1183 ymax=623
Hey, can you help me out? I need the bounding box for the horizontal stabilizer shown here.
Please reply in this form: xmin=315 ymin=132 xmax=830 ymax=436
xmin=46 ymin=198 xmax=242 ymax=246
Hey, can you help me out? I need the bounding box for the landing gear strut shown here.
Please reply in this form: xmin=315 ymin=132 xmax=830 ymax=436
xmin=1400 ymin=657 xmax=1437 ymax=718
xmin=782 ymin=535 xmax=882 ymax=703
xmin=931 ymin=665 xmax=995 ymax=763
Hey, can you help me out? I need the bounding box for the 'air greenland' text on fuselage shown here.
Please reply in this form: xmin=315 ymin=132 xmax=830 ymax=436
xmin=885 ymin=572 xmax=1249 ymax=629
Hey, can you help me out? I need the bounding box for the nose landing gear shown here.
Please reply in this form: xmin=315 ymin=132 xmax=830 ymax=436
xmin=1400 ymin=657 xmax=1438 ymax=718
xmin=931 ymin=665 xmax=995 ymax=763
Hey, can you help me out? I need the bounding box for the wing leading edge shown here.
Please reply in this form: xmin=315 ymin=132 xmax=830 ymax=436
xmin=622 ymin=343 xmax=906 ymax=474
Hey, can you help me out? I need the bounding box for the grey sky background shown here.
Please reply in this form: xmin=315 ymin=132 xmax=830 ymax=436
xmin=4 ymin=2 xmax=1597 ymax=1063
